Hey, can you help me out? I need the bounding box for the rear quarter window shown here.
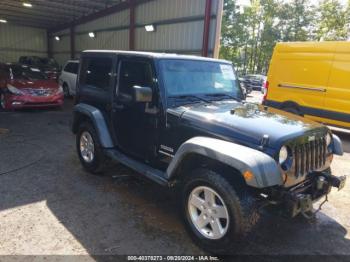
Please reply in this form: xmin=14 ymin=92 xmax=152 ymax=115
xmin=63 ymin=62 xmax=79 ymax=74
xmin=79 ymin=57 xmax=113 ymax=90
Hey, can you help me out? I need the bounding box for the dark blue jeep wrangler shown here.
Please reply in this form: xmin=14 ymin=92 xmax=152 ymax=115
xmin=72 ymin=50 xmax=346 ymax=253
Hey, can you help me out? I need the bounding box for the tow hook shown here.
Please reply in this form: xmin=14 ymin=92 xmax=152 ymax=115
xmin=301 ymin=194 xmax=328 ymax=220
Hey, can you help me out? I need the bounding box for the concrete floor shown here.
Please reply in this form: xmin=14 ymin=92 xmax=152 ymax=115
xmin=0 ymin=95 xmax=349 ymax=257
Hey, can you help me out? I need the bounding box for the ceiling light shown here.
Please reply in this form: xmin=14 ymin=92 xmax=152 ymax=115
xmin=144 ymin=24 xmax=155 ymax=32
xmin=22 ymin=2 xmax=33 ymax=7
xmin=55 ymin=36 xmax=60 ymax=41
xmin=88 ymin=32 xmax=96 ymax=38
xmin=0 ymin=19 xmax=7 ymax=23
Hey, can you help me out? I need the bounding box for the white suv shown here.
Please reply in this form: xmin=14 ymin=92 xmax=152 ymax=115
xmin=59 ymin=60 xmax=79 ymax=96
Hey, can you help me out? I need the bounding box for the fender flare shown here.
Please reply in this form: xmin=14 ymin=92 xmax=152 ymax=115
xmin=166 ymin=137 xmax=283 ymax=188
xmin=72 ymin=103 xmax=114 ymax=148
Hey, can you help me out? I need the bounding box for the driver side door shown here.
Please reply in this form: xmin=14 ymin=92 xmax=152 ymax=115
xmin=112 ymin=57 xmax=159 ymax=160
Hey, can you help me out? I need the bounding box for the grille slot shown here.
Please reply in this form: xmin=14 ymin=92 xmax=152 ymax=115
xmin=293 ymin=136 xmax=326 ymax=177
xmin=22 ymin=88 xmax=54 ymax=96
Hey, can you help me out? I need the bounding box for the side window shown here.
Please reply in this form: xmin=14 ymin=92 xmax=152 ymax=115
xmin=118 ymin=60 xmax=153 ymax=96
xmin=71 ymin=63 xmax=79 ymax=74
xmin=63 ymin=63 xmax=73 ymax=73
xmin=80 ymin=57 xmax=113 ymax=90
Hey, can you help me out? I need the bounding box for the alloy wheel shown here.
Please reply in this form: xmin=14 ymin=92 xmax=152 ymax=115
xmin=80 ymin=131 xmax=95 ymax=163
xmin=188 ymin=186 xmax=229 ymax=240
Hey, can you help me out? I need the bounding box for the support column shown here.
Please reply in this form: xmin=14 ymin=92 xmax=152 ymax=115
xmin=202 ymin=0 xmax=212 ymax=57
xmin=47 ymin=30 xmax=53 ymax=58
xmin=70 ymin=26 xmax=75 ymax=59
xmin=129 ymin=0 xmax=135 ymax=50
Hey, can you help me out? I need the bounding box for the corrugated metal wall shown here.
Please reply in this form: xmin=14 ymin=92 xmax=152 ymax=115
xmin=0 ymin=23 xmax=47 ymax=63
xmin=51 ymin=0 xmax=223 ymax=66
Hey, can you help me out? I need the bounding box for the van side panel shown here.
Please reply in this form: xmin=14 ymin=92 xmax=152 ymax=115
xmin=267 ymin=43 xmax=334 ymax=112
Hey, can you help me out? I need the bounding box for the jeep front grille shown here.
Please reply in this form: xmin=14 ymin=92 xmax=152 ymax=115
xmin=293 ymin=136 xmax=327 ymax=177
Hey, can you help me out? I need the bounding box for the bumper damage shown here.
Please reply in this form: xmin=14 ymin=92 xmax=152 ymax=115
xmin=268 ymin=171 xmax=347 ymax=218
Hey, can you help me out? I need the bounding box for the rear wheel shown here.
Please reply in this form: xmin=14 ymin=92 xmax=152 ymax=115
xmin=76 ymin=121 xmax=108 ymax=174
xmin=181 ymin=168 xmax=260 ymax=254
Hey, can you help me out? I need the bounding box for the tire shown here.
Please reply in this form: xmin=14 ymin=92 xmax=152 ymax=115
xmin=63 ymin=83 xmax=70 ymax=97
xmin=76 ymin=121 xmax=108 ymax=174
xmin=0 ymin=93 xmax=8 ymax=111
xmin=180 ymin=168 xmax=260 ymax=254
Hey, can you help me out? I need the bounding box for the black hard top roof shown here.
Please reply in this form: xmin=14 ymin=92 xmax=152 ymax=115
xmin=82 ymin=50 xmax=231 ymax=64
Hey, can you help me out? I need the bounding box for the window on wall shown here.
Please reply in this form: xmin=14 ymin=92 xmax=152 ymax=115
xmin=118 ymin=60 xmax=154 ymax=96
xmin=80 ymin=57 xmax=113 ymax=90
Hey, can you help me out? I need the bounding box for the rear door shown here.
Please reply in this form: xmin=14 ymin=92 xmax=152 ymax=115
xmin=78 ymin=54 xmax=116 ymax=114
xmin=324 ymin=43 xmax=350 ymax=127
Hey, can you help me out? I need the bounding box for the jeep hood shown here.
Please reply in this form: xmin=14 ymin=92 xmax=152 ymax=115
xmin=167 ymin=101 xmax=328 ymax=149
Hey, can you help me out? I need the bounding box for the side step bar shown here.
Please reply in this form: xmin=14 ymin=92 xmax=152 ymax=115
xmin=104 ymin=149 xmax=169 ymax=186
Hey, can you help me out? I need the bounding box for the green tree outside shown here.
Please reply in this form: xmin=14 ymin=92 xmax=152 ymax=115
xmin=220 ymin=0 xmax=350 ymax=75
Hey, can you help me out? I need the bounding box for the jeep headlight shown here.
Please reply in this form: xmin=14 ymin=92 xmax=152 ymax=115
xmin=7 ymin=84 xmax=23 ymax=96
xmin=279 ymin=146 xmax=288 ymax=164
xmin=326 ymin=133 xmax=332 ymax=147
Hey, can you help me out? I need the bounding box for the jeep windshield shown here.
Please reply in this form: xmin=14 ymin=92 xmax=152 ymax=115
xmin=159 ymin=59 xmax=242 ymax=103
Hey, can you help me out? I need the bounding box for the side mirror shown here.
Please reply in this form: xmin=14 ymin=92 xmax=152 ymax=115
xmin=133 ymin=85 xmax=152 ymax=103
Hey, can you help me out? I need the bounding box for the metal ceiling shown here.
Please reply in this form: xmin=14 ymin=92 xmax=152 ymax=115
xmin=0 ymin=0 xmax=124 ymax=29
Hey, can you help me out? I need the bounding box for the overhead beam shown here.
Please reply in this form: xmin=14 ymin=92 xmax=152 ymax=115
xmin=0 ymin=4 xmax=74 ymax=20
xmin=29 ymin=0 xmax=94 ymax=13
xmin=0 ymin=1 xmax=85 ymax=18
xmin=0 ymin=13 xmax=59 ymax=27
xmin=0 ymin=10 xmax=65 ymax=23
xmin=50 ymin=0 xmax=154 ymax=33
xmin=55 ymin=0 xmax=108 ymax=8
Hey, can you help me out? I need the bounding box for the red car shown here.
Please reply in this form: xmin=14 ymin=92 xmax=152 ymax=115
xmin=0 ymin=63 xmax=63 ymax=110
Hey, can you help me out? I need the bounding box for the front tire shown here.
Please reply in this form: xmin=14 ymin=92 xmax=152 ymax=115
xmin=0 ymin=93 xmax=8 ymax=111
xmin=76 ymin=122 xmax=108 ymax=174
xmin=181 ymin=169 xmax=260 ymax=254
xmin=63 ymin=83 xmax=70 ymax=97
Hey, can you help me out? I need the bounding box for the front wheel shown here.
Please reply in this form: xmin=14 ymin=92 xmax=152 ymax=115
xmin=181 ymin=169 xmax=260 ymax=254
xmin=63 ymin=83 xmax=70 ymax=97
xmin=0 ymin=93 xmax=7 ymax=110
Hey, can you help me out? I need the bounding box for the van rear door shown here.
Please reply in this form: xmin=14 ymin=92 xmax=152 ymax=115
xmin=324 ymin=42 xmax=350 ymax=127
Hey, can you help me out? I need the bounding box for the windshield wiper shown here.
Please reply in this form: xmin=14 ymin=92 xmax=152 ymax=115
xmin=169 ymin=95 xmax=211 ymax=103
xmin=205 ymin=93 xmax=240 ymax=101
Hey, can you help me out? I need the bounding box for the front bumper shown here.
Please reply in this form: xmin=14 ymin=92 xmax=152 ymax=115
xmin=4 ymin=93 xmax=64 ymax=109
xmin=270 ymin=171 xmax=346 ymax=217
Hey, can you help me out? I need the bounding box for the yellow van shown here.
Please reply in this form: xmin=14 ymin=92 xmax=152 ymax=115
xmin=264 ymin=41 xmax=350 ymax=129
